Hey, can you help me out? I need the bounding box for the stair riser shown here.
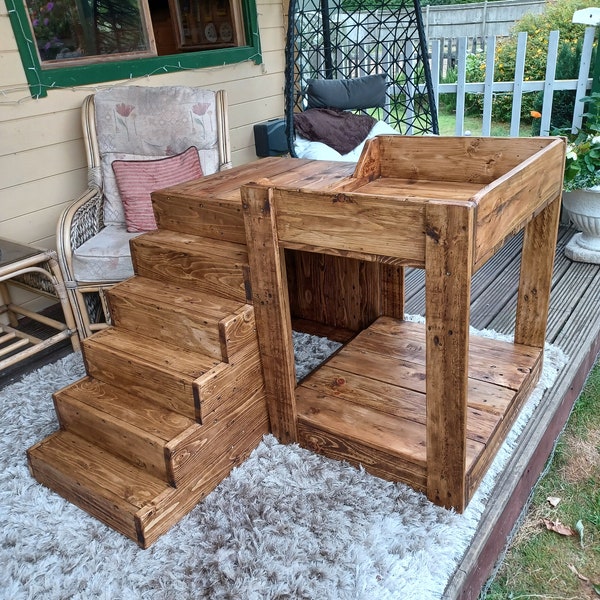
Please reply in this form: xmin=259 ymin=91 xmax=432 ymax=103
xmin=108 ymin=294 xmax=223 ymax=360
xmin=130 ymin=239 xmax=248 ymax=304
xmin=82 ymin=344 xmax=199 ymax=421
xmin=29 ymin=452 xmax=140 ymax=542
xmin=151 ymin=190 xmax=246 ymax=245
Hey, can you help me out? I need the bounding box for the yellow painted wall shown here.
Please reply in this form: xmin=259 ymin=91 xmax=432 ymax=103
xmin=0 ymin=0 xmax=286 ymax=310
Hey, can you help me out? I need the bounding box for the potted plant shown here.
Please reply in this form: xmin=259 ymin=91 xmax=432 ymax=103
xmin=551 ymin=93 xmax=600 ymax=263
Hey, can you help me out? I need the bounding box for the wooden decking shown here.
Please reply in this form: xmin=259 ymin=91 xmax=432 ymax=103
xmin=3 ymin=224 xmax=599 ymax=597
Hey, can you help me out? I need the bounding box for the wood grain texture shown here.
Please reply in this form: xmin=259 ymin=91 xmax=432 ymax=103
xmin=241 ymin=182 xmax=298 ymax=442
xmin=82 ymin=328 xmax=219 ymax=420
xmin=473 ymin=139 xmax=565 ymax=267
xmin=107 ymin=277 xmax=244 ymax=360
xmin=285 ymin=251 xmax=381 ymax=332
xmin=130 ymin=229 xmax=249 ymax=303
xmin=514 ymin=190 xmax=562 ymax=348
xmin=373 ymin=136 xmax=557 ymax=183
xmin=424 ymin=203 xmax=474 ymax=510
xmin=273 ymin=187 xmax=426 ymax=263
xmin=296 ymin=317 xmax=542 ymax=509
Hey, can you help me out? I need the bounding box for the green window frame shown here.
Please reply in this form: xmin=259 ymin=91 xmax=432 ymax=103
xmin=6 ymin=0 xmax=261 ymax=98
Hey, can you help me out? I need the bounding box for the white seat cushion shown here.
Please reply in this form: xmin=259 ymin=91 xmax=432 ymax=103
xmin=72 ymin=224 xmax=142 ymax=283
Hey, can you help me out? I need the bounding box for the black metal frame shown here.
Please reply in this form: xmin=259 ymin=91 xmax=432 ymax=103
xmin=285 ymin=0 xmax=439 ymax=156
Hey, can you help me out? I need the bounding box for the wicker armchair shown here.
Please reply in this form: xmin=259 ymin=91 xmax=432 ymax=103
xmin=56 ymin=86 xmax=232 ymax=339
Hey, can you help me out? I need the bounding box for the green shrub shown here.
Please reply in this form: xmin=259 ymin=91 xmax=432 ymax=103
xmin=493 ymin=0 xmax=597 ymax=125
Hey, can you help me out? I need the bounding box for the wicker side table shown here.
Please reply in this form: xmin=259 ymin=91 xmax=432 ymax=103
xmin=0 ymin=238 xmax=80 ymax=372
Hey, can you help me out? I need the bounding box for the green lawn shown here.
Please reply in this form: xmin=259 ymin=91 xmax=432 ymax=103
xmin=436 ymin=112 xmax=516 ymax=137
xmin=484 ymin=361 xmax=600 ymax=599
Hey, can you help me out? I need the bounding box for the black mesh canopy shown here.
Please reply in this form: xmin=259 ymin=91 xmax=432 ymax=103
xmin=285 ymin=0 xmax=439 ymax=156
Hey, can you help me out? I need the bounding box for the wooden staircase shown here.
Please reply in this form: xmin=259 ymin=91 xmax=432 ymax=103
xmin=27 ymin=209 xmax=270 ymax=548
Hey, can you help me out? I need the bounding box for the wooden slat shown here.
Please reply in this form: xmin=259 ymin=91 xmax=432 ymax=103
xmin=357 ymin=317 xmax=539 ymax=390
xmin=285 ymin=251 xmax=381 ymax=332
xmin=299 ymin=365 xmax=501 ymax=444
xmin=195 ymin=350 xmax=264 ymax=423
xmin=136 ymin=391 xmax=270 ymax=547
xmin=369 ymin=136 xmax=556 ymax=183
xmin=165 ymin=384 xmax=268 ymax=488
xmin=218 ymin=303 xmax=259 ymax=362
xmin=379 ymin=263 xmax=405 ymax=319
xmin=273 ymin=187 xmax=426 ymax=264
xmin=82 ymin=328 xmax=219 ymax=420
xmin=152 ymin=157 xmax=355 ymax=244
xmin=473 ymin=140 xmax=565 ymax=267
xmin=356 ymin=177 xmax=481 ymax=200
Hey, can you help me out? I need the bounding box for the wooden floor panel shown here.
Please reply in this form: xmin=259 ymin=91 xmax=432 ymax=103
xmin=296 ymin=317 xmax=543 ymax=499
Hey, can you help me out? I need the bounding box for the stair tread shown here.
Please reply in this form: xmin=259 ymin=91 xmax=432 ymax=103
xmin=29 ymin=430 xmax=168 ymax=509
xmin=55 ymin=376 xmax=196 ymax=441
xmin=110 ymin=277 xmax=245 ymax=319
xmin=84 ymin=328 xmax=220 ymax=377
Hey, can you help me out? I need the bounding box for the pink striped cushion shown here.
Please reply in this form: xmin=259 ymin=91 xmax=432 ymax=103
xmin=112 ymin=147 xmax=203 ymax=233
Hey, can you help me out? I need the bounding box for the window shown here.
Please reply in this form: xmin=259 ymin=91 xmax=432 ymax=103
xmin=7 ymin=0 xmax=261 ymax=97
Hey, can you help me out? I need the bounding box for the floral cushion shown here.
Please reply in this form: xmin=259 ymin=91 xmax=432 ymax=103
xmin=112 ymin=147 xmax=203 ymax=233
xmin=94 ymin=86 xmax=220 ymax=225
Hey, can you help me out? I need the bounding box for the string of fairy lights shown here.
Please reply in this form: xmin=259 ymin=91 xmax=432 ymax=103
xmin=1 ymin=0 xmax=264 ymax=106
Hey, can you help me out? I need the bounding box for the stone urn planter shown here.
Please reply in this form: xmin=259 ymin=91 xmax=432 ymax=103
xmin=562 ymin=186 xmax=600 ymax=264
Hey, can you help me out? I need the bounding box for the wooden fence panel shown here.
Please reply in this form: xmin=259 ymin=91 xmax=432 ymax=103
xmin=428 ymin=27 xmax=596 ymax=136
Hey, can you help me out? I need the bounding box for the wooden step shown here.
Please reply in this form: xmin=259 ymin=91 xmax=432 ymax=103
xmin=53 ymin=377 xmax=202 ymax=485
xmin=83 ymin=327 xmax=266 ymax=426
xmin=28 ymin=430 xmax=170 ymax=547
xmin=82 ymin=328 xmax=220 ymax=420
xmin=296 ymin=317 xmax=542 ymax=502
xmin=130 ymin=229 xmax=249 ymax=303
xmin=107 ymin=277 xmax=245 ymax=359
xmin=29 ymin=388 xmax=270 ymax=548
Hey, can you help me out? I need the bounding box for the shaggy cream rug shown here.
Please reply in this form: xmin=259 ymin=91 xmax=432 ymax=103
xmin=0 ymin=327 xmax=567 ymax=599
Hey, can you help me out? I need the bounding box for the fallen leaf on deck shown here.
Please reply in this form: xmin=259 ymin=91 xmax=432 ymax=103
xmin=568 ymin=564 xmax=589 ymax=582
xmin=542 ymin=518 xmax=575 ymax=536
xmin=547 ymin=496 xmax=561 ymax=507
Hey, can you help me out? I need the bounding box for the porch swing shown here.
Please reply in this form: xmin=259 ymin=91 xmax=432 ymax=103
xmin=285 ymin=0 xmax=439 ymax=160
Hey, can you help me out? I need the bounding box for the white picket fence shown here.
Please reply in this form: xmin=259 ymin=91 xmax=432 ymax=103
xmin=429 ymin=27 xmax=597 ymax=136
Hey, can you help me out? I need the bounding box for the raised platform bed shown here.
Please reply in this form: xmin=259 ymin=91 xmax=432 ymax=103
xmin=242 ymin=135 xmax=566 ymax=511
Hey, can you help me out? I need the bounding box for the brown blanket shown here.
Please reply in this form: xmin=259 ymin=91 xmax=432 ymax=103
xmin=294 ymin=108 xmax=376 ymax=155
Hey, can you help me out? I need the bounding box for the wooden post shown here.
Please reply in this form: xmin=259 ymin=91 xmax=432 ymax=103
xmin=514 ymin=194 xmax=561 ymax=348
xmin=380 ymin=263 xmax=405 ymax=320
xmin=241 ymin=183 xmax=298 ymax=443
xmin=425 ymin=203 xmax=474 ymax=510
